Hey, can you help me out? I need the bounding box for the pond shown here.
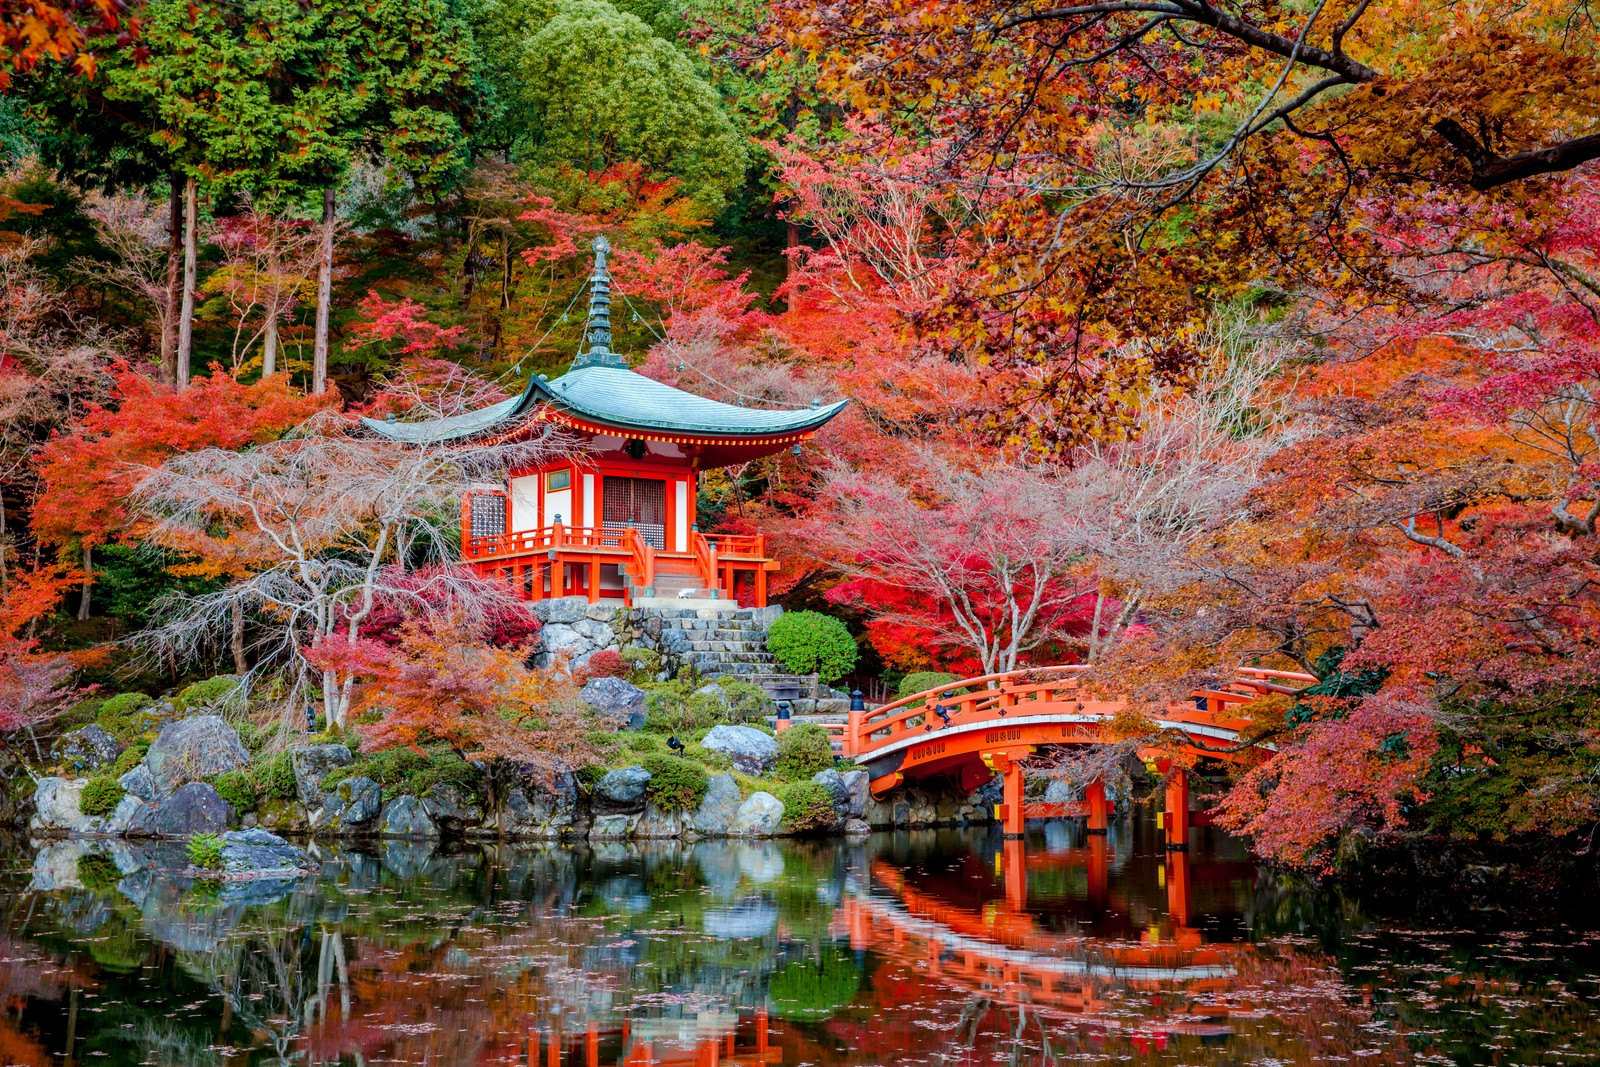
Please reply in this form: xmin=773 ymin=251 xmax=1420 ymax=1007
xmin=3 ymin=818 xmax=1598 ymax=1065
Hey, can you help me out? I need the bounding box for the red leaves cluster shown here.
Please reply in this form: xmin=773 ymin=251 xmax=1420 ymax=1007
xmin=31 ymin=364 xmax=327 ymax=550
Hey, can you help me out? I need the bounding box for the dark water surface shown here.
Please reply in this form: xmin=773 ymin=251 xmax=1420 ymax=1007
xmin=4 ymin=818 xmax=1598 ymax=1065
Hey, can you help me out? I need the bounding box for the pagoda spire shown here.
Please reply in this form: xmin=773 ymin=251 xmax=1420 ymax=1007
xmin=572 ymin=236 xmax=627 ymax=370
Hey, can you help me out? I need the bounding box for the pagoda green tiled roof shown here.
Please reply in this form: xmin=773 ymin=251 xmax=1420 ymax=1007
xmin=362 ymin=362 xmax=846 ymax=444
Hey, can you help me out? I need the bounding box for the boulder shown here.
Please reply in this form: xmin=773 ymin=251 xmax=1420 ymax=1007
xmin=634 ymin=803 xmax=689 ymax=838
xmin=219 ymin=829 xmax=315 ymax=877
xmin=144 ymin=716 xmax=249 ymax=794
xmin=812 ymin=769 xmax=850 ymax=813
xmin=588 ymin=812 xmax=640 ymax=839
xmin=291 ymin=744 xmax=353 ymax=806
xmin=376 ymin=796 xmax=439 ymax=839
xmin=573 ymin=619 xmax=615 ymax=645
xmin=103 ymin=795 xmax=145 ymax=834
xmin=534 ymin=596 xmax=589 ymax=625
xmin=495 ymin=773 xmax=577 ymax=838
xmin=52 ymin=725 xmax=123 ymax=773
xmin=118 ymin=763 xmax=157 ymax=803
xmin=31 ymin=777 xmax=97 ymax=835
xmin=255 ymin=797 xmax=310 ymax=835
xmin=843 ymin=818 xmax=872 ymax=836
xmin=839 ymin=770 xmax=871 ymax=819
xmin=594 ymin=766 xmax=651 ymax=811
xmin=537 ymin=624 xmax=595 ymax=669
xmin=1043 ymin=778 xmax=1082 ymax=803
xmin=422 ymin=783 xmax=484 ymax=833
xmin=126 ymin=782 xmax=234 ymax=837
xmin=659 ymin=628 xmax=692 ymax=655
xmin=701 ymin=725 xmax=778 ymax=775
xmin=581 ymin=676 xmax=648 ymax=730
xmin=692 ymin=773 xmax=742 ymax=836
xmin=319 ymin=776 xmax=381 ymax=831
xmin=728 ymin=791 xmax=784 ymax=836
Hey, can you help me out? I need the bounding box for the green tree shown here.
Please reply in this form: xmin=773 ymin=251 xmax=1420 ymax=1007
xmin=482 ymin=0 xmax=745 ymax=214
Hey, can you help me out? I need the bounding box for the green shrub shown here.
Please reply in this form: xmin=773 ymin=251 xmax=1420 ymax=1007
xmin=79 ymin=776 xmax=125 ymax=817
xmin=898 ymin=671 xmax=960 ymax=698
xmin=576 ymin=764 xmax=609 ymax=790
xmin=174 ymin=676 xmax=241 ymax=712
xmin=252 ymin=751 xmax=298 ymax=802
xmin=621 ymin=645 xmax=662 ymax=681
xmin=897 ymin=671 xmax=962 ymax=709
xmin=322 ymin=746 xmax=482 ymax=801
xmin=775 ymin=724 xmax=835 ymax=781
xmin=778 ymin=781 xmax=838 ymax=833
xmin=627 ymin=733 xmax=661 ymax=753
xmin=187 ymin=833 xmax=224 ymax=870
xmin=765 ymin=611 xmax=857 ymax=683
xmin=645 ymin=677 xmax=772 ymax=732
xmin=110 ymin=739 xmax=149 ymax=778
xmin=78 ymin=851 xmax=122 ymax=894
xmin=639 ymin=754 xmax=709 ymax=811
xmin=211 ymin=770 xmax=257 ymax=814
xmin=97 ymin=692 xmax=154 ymax=741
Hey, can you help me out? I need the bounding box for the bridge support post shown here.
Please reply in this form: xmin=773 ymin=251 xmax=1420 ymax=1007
xmin=1086 ymin=781 xmax=1109 ymax=834
xmin=1166 ymin=850 xmax=1191 ymax=928
xmin=1001 ymin=758 xmax=1025 ymax=838
xmin=1003 ymin=837 xmax=1027 ymax=911
xmin=1164 ymin=773 xmax=1190 ymax=850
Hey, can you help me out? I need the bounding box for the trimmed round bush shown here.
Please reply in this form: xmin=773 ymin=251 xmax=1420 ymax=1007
xmin=585 ymin=649 xmax=627 ymax=678
xmin=252 ymin=752 xmax=298 ymax=802
xmin=174 ymin=676 xmax=241 ymax=712
xmin=110 ymin=739 xmax=149 ymax=778
xmin=80 ymin=776 xmax=125 ymax=818
xmin=775 ymin=723 xmax=835 ymax=781
xmin=640 ymin=754 xmax=709 ymax=811
xmin=628 ymin=734 xmax=661 ymax=753
xmin=211 ymin=770 xmax=257 ymax=814
xmin=778 ymin=781 xmax=837 ymax=833
xmin=97 ymin=692 xmax=153 ymax=741
xmin=765 ymin=611 xmax=857 ymax=682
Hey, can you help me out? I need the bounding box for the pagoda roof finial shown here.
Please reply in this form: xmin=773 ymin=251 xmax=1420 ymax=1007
xmin=573 ymin=235 xmax=626 ymax=370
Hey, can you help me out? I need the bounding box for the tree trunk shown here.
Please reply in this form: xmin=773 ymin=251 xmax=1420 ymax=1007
xmin=312 ymin=187 xmax=336 ymax=395
xmin=262 ymin=303 xmax=278 ymax=377
xmin=231 ymin=599 xmax=248 ymax=675
xmin=176 ymin=175 xmax=199 ymax=389
xmin=500 ymin=230 xmax=512 ymax=309
xmin=0 ymin=487 xmax=7 ymax=592
xmin=160 ymin=178 xmax=183 ymax=383
xmin=76 ymin=544 xmax=91 ymax=622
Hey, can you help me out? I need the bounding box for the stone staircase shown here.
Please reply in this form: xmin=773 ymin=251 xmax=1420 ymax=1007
xmin=654 ymin=605 xmax=851 ymax=711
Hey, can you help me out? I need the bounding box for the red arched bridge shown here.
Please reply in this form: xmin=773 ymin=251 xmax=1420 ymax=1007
xmin=799 ymin=664 xmax=1315 ymax=842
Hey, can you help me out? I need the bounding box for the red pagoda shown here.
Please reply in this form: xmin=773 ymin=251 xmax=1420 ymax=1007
xmin=366 ymin=238 xmax=845 ymax=607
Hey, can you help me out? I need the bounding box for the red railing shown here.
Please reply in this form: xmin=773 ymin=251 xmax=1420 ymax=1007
xmin=831 ymin=664 xmax=1318 ymax=762
xmin=464 ymin=522 xmax=626 ymax=561
xmin=620 ymin=525 xmax=655 ymax=594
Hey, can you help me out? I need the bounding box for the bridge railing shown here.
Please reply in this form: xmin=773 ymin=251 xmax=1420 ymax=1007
xmin=832 ymin=664 xmax=1318 ymax=761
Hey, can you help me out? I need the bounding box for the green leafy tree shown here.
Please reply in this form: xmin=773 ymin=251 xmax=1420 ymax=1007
xmin=483 ymin=0 xmax=745 ymax=214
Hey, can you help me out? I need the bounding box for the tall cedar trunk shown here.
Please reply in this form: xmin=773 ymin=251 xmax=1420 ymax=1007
xmin=176 ymin=175 xmax=198 ymax=388
xmin=312 ymin=187 xmax=335 ymax=394
xmin=230 ymin=599 xmax=248 ymax=675
xmin=76 ymin=544 xmax=91 ymax=622
xmin=160 ymin=179 xmax=183 ymax=383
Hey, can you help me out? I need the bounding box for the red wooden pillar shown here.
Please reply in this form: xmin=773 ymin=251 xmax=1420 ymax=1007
xmin=755 ymin=1009 xmax=769 ymax=1054
xmin=1002 ymin=837 xmax=1027 ymax=911
xmin=547 ymin=1029 xmax=560 ymax=1067
xmin=1087 ymin=834 xmax=1109 ymax=908
xmin=1001 ymin=758 xmax=1025 ymax=838
xmin=1166 ymin=849 xmax=1191 ymax=927
xmin=1164 ymin=773 xmax=1190 ymax=850
xmin=755 ymin=565 xmax=768 ymax=608
xmin=586 ymin=1024 xmax=599 ymax=1067
xmin=588 ymin=558 xmax=601 ymax=604
xmin=1086 ymin=781 xmax=1109 ymax=833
